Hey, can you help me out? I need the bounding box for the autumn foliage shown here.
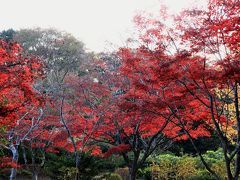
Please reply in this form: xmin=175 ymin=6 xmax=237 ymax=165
xmin=0 ymin=40 xmax=43 ymax=129
xmin=0 ymin=0 xmax=240 ymax=179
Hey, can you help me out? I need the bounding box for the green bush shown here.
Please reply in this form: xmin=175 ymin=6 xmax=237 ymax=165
xmin=43 ymin=151 xmax=126 ymax=179
xmin=58 ymin=167 xmax=78 ymax=180
xmin=138 ymin=167 xmax=151 ymax=180
xmin=115 ymin=167 xmax=129 ymax=179
xmin=140 ymin=149 xmax=228 ymax=180
xmin=106 ymin=173 xmax=122 ymax=180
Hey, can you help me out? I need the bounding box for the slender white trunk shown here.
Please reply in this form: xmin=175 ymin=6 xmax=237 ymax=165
xmin=9 ymin=144 xmax=18 ymax=180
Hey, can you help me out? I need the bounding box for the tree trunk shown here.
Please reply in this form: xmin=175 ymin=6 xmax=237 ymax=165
xmin=129 ymin=167 xmax=137 ymax=180
xmin=234 ymin=153 xmax=240 ymax=180
xmin=60 ymin=97 xmax=80 ymax=180
xmin=31 ymin=146 xmax=38 ymax=180
xmin=75 ymin=171 xmax=79 ymax=180
xmin=40 ymin=151 xmax=45 ymax=167
xmin=10 ymin=168 xmax=17 ymax=180
xmin=9 ymin=145 xmax=19 ymax=180
xmin=75 ymin=153 xmax=80 ymax=180
xmin=129 ymin=154 xmax=139 ymax=180
xmin=32 ymin=170 xmax=38 ymax=180
xmin=225 ymin=158 xmax=233 ymax=180
xmin=233 ymin=82 xmax=240 ymax=180
xmin=233 ymin=154 xmax=240 ymax=179
xmin=22 ymin=145 xmax=28 ymax=165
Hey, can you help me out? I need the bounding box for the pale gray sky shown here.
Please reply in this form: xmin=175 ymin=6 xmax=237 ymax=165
xmin=0 ymin=0 xmax=206 ymax=52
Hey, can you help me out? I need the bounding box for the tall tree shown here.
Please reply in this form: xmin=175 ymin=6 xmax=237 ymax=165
xmin=0 ymin=39 xmax=44 ymax=179
xmin=13 ymin=28 xmax=87 ymax=86
xmin=174 ymin=0 xmax=240 ymax=179
xmin=128 ymin=0 xmax=240 ymax=179
xmin=12 ymin=28 xmax=94 ymax=179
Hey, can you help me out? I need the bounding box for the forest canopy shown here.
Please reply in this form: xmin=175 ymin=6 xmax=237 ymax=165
xmin=0 ymin=0 xmax=240 ymax=179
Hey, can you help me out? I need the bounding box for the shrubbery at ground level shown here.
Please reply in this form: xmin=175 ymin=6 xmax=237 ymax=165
xmin=0 ymin=148 xmax=230 ymax=180
xmin=139 ymin=149 xmax=229 ymax=180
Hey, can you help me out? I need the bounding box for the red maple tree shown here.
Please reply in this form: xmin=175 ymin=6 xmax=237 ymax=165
xmin=0 ymin=39 xmax=44 ymax=179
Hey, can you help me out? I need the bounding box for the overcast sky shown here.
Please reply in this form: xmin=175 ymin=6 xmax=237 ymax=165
xmin=0 ymin=0 xmax=206 ymax=52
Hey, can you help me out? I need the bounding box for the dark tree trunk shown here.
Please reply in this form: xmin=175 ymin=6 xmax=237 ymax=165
xmin=233 ymin=153 xmax=240 ymax=180
xmin=225 ymin=157 xmax=233 ymax=180
xmin=22 ymin=145 xmax=28 ymax=165
xmin=129 ymin=151 xmax=140 ymax=180
xmin=31 ymin=146 xmax=38 ymax=180
xmin=75 ymin=153 xmax=82 ymax=180
xmin=233 ymin=82 xmax=240 ymax=180
xmin=129 ymin=167 xmax=137 ymax=180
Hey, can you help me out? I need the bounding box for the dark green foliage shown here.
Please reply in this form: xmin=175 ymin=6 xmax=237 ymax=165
xmin=0 ymin=29 xmax=16 ymax=41
xmin=43 ymin=152 xmax=75 ymax=178
xmin=168 ymin=133 xmax=221 ymax=155
xmin=42 ymin=151 xmax=126 ymax=179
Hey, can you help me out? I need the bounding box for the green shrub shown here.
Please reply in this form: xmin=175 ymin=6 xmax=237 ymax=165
xmin=176 ymin=156 xmax=198 ymax=179
xmin=106 ymin=173 xmax=122 ymax=180
xmin=17 ymin=168 xmax=32 ymax=176
xmin=140 ymin=149 xmax=228 ymax=180
xmin=115 ymin=167 xmax=129 ymax=179
xmin=43 ymin=151 xmax=126 ymax=179
xmin=58 ymin=167 xmax=78 ymax=180
xmin=138 ymin=167 xmax=151 ymax=180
